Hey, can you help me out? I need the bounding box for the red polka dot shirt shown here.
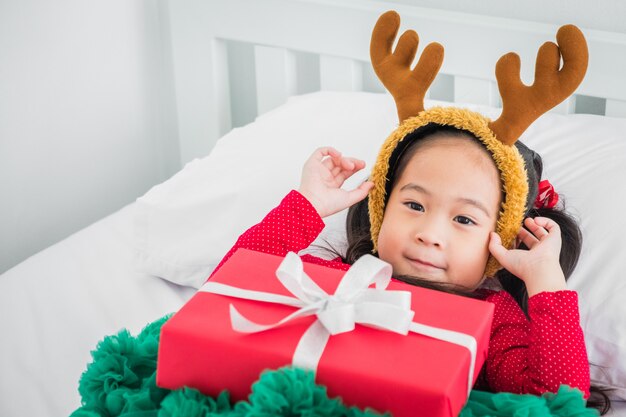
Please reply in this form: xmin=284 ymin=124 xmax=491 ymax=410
xmin=211 ymin=190 xmax=591 ymax=398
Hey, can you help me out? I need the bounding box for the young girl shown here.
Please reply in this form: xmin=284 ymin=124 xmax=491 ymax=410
xmin=211 ymin=9 xmax=609 ymax=413
xmin=211 ymin=127 xmax=590 ymax=397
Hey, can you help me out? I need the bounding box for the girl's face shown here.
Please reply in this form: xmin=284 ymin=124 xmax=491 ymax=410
xmin=377 ymin=136 xmax=501 ymax=290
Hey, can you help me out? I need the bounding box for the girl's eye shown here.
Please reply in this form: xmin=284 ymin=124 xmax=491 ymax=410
xmin=454 ymin=216 xmax=475 ymax=225
xmin=405 ymin=202 xmax=424 ymax=212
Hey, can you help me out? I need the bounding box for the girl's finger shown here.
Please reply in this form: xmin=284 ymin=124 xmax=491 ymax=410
xmin=524 ymin=217 xmax=549 ymax=240
xmin=322 ymin=156 xmax=335 ymax=170
xmin=342 ymin=157 xmax=365 ymax=172
xmin=334 ymin=170 xmax=350 ymax=186
xmin=360 ymin=180 xmax=374 ymax=191
xmin=340 ymin=157 xmax=355 ymax=171
xmin=517 ymin=226 xmax=539 ymax=248
xmin=315 ymin=147 xmax=343 ymax=170
xmin=337 ymin=162 xmax=370 ymax=184
xmin=533 ymin=216 xmax=561 ymax=234
xmin=488 ymin=232 xmax=510 ymax=265
xmin=344 ymin=181 xmax=373 ymax=206
xmin=330 ymin=158 xmax=365 ymax=179
xmin=331 ymin=155 xmax=344 ymax=171
xmin=325 ymin=146 xmax=341 ymax=158
xmin=313 ymin=146 xmax=341 ymax=161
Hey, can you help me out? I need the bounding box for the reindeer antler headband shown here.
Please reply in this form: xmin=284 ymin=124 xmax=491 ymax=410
xmin=367 ymin=11 xmax=588 ymax=276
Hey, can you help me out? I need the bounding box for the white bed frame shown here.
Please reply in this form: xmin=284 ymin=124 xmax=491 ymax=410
xmin=168 ymin=0 xmax=626 ymax=166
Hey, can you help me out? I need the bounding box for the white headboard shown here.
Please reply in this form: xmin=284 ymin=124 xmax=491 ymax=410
xmin=168 ymin=0 xmax=626 ymax=165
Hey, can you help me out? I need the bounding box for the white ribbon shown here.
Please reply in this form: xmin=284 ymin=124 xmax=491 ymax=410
xmin=200 ymin=252 xmax=478 ymax=396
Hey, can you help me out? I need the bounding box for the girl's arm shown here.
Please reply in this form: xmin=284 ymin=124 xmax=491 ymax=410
xmin=211 ymin=147 xmax=372 ymax=276
xmin=210 ymin=190 xmax=327 ymax=275
xmin=487 ymin=216 xmax=590 ymax=397
xmin=483 ymin=289 xmax=590 ymax=398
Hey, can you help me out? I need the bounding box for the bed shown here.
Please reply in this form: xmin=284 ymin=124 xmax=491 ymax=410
xmin=1 ymin=0 xmax=626 ymax=416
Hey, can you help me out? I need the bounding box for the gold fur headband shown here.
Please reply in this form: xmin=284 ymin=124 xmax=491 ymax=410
xmin=368 ymin=11 xmax=588 ymax=276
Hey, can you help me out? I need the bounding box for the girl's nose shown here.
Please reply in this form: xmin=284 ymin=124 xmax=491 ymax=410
xmin=416 ymin=234 xmax=442 ymax=247
xmin=414 ymin=221 xmax=444 ymax=247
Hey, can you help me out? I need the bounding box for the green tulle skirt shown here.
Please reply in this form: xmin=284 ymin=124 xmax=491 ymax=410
xmin=71 ymin=315 xmax=598 ymax=417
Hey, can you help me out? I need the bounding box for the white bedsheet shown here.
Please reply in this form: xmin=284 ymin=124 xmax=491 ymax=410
xmin=0 ymin=203 xmax=195 ymax=417
xmin=608 ymin=401 xmax=626 ymax=417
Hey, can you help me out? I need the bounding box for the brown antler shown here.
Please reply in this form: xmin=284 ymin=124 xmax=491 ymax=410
xmin=370 ymin=11 xmax=444 ymax=123
xmin=489 ymin=25 xmax=588 ymax=145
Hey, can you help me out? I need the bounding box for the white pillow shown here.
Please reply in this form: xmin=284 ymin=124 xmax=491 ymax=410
xmin=135 ymin=91 xmax=626 ymax=398
xmin=134 ymin=92 xmax=398 ymax=287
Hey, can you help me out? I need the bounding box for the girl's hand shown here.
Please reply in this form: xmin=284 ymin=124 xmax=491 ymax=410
xmin=298 ymin=147 xmax=374 ymax=218
xmin=489 ymin=217 xmax=567 ymax=297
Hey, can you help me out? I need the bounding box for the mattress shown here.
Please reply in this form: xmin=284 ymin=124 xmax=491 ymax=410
xmin=0 ymin=203 xmax=195 ymax=416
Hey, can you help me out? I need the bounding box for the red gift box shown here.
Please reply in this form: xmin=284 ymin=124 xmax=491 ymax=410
xmin=157 ymin=249 xmax=494 ymax=417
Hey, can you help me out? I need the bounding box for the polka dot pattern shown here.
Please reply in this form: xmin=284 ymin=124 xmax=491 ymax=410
xmin=211 ymin=190 xmax=327 ymax=274
xmin=212 ymin=190 xmax=591 ymax=399
xmin=476 ymin=290 xmax=590 ymax=398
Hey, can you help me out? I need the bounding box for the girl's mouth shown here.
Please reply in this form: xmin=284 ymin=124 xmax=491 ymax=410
xmin=407 ymin=257 xmax=443 ymax=271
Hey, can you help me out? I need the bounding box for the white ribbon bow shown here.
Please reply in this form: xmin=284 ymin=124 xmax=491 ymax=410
xmin=200 ymin=252 xmax=477 ymax=396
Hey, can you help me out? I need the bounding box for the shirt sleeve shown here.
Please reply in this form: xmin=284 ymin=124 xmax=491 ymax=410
xmin=210 ymin=190 xmax=325 ymax=277
xmin=483 ymin=289 xmax=590 ymax=398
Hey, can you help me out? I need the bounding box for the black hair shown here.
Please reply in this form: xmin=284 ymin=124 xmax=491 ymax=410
xmin=335 ymin=123 xmax=612 ymax=413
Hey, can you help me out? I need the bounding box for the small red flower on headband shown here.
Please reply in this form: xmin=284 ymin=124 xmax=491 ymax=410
xmin=534 ymin=180 xmax=559 ymax=209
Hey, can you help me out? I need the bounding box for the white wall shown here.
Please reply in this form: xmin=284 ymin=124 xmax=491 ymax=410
xmin=388 ymin=0 xmax=626 ymax=34
xmin=0 ymin=0 xmax=180 ymax=273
